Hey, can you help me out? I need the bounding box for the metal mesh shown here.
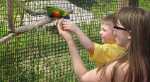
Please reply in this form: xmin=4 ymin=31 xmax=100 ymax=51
xmin=0 ymin=0 xmax=149 ymax=82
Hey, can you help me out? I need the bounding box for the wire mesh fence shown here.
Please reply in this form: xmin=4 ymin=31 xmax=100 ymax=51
xmin=0 ymin=0 xmax=149 ymax=82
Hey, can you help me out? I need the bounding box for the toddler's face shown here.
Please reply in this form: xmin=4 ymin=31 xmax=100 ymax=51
xmin=100 ymin=22 xmax=115 ymax=43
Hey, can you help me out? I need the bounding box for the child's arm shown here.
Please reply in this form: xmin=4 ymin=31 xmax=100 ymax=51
xmin=75 ymin=29 xmax=95 ymax=54
xmin=62 ymin=19 xmax=94 ymax=54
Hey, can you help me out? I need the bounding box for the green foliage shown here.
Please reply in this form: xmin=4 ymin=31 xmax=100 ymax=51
xmin=139 ymin=0 xmax=150 ymax=11
xmin=90 ymin=0 xmax=117 ymax=17
xmin=0 ymin=0 xmax=8 ymax=37
xmin=0 ymin=23 xmax=8 ymax=37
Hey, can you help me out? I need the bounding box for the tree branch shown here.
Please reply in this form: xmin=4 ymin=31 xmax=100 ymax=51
xmin=0 ymin=16 xmax=53 ymax=44
xmin=7 ymin=0 xmax=15 ymax=32
xmin=24 ymin=8 xmax=47 ymax=16
xmin=15 ymin=16 xmax=51 ymax=33
xmin=0 ymin=33 xmax=15 ymax=44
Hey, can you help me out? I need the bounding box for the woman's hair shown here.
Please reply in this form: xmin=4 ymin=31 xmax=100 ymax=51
xmin=117 ymin=7 xmax=150 ymax=82
xmin=99 ymin=7 xmax=150 ymax=82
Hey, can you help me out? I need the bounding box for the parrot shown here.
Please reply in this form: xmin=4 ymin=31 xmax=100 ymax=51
xmin=46 ymin=6 xmax=70 ymax=19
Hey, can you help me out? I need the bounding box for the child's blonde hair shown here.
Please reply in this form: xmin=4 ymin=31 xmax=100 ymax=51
xmin=101 ymin=14 xmax=116 ymax=25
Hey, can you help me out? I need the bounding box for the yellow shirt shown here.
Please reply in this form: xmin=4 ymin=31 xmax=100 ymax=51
xmin=89 ymin=43 xmax=125 ymax=66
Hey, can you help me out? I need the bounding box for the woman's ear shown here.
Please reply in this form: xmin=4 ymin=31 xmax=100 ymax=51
xmin=128 ymin=35 xmax=131 ymax=40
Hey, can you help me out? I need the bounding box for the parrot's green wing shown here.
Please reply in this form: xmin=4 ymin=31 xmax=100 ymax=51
xmin=46 ymin=6 xmax=70 ymax=19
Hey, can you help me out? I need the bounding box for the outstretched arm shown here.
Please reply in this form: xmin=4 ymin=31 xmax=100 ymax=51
xmin=62 ymin=19 xmax=94 ymax=54
xmin=67 ymin=38 xmax=88 ymax=79
xmin=57 ymin=19 xmax=87 ymax=78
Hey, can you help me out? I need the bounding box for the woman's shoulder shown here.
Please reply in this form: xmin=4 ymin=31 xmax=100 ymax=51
xmin=80 ymin=61 xmax=128 ymax=82
xmin=97 ymin=61 xmax=128 ymax=82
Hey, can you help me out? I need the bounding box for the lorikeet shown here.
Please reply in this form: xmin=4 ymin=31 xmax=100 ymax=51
xmin=46 ymin=6 xmax=70 ymax=19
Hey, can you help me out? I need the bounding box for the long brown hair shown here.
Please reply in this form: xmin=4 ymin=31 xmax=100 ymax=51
xmin=117 ymin=7 xmax=150 ymax=82
xmin=99 ymin=7 xmax=150 ymax=82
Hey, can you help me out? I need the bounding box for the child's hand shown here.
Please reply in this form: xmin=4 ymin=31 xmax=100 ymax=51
xmin=57 ymin=19 xmax=73 ymax=42
xmin=62 ymin=19 xmax=81 ymax=33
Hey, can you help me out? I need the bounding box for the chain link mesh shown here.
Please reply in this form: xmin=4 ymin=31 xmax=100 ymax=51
xmin=0 ymin=0 xmax=149 ymax=82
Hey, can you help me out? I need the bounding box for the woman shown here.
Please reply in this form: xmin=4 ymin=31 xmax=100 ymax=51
xmin=57 ymin=7 xmax=150 ymax=82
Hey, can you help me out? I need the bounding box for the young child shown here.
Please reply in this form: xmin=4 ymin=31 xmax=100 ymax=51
xmin=60 ymin=14 xmax=125 ymax=67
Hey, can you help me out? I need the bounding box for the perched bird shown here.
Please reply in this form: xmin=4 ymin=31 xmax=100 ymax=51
xmin=46 ymin=6 xmax=70 ymax=19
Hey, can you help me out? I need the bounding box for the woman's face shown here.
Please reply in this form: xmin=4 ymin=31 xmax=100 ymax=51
xmin=113 ymin=20 xmax=130 ymax=48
